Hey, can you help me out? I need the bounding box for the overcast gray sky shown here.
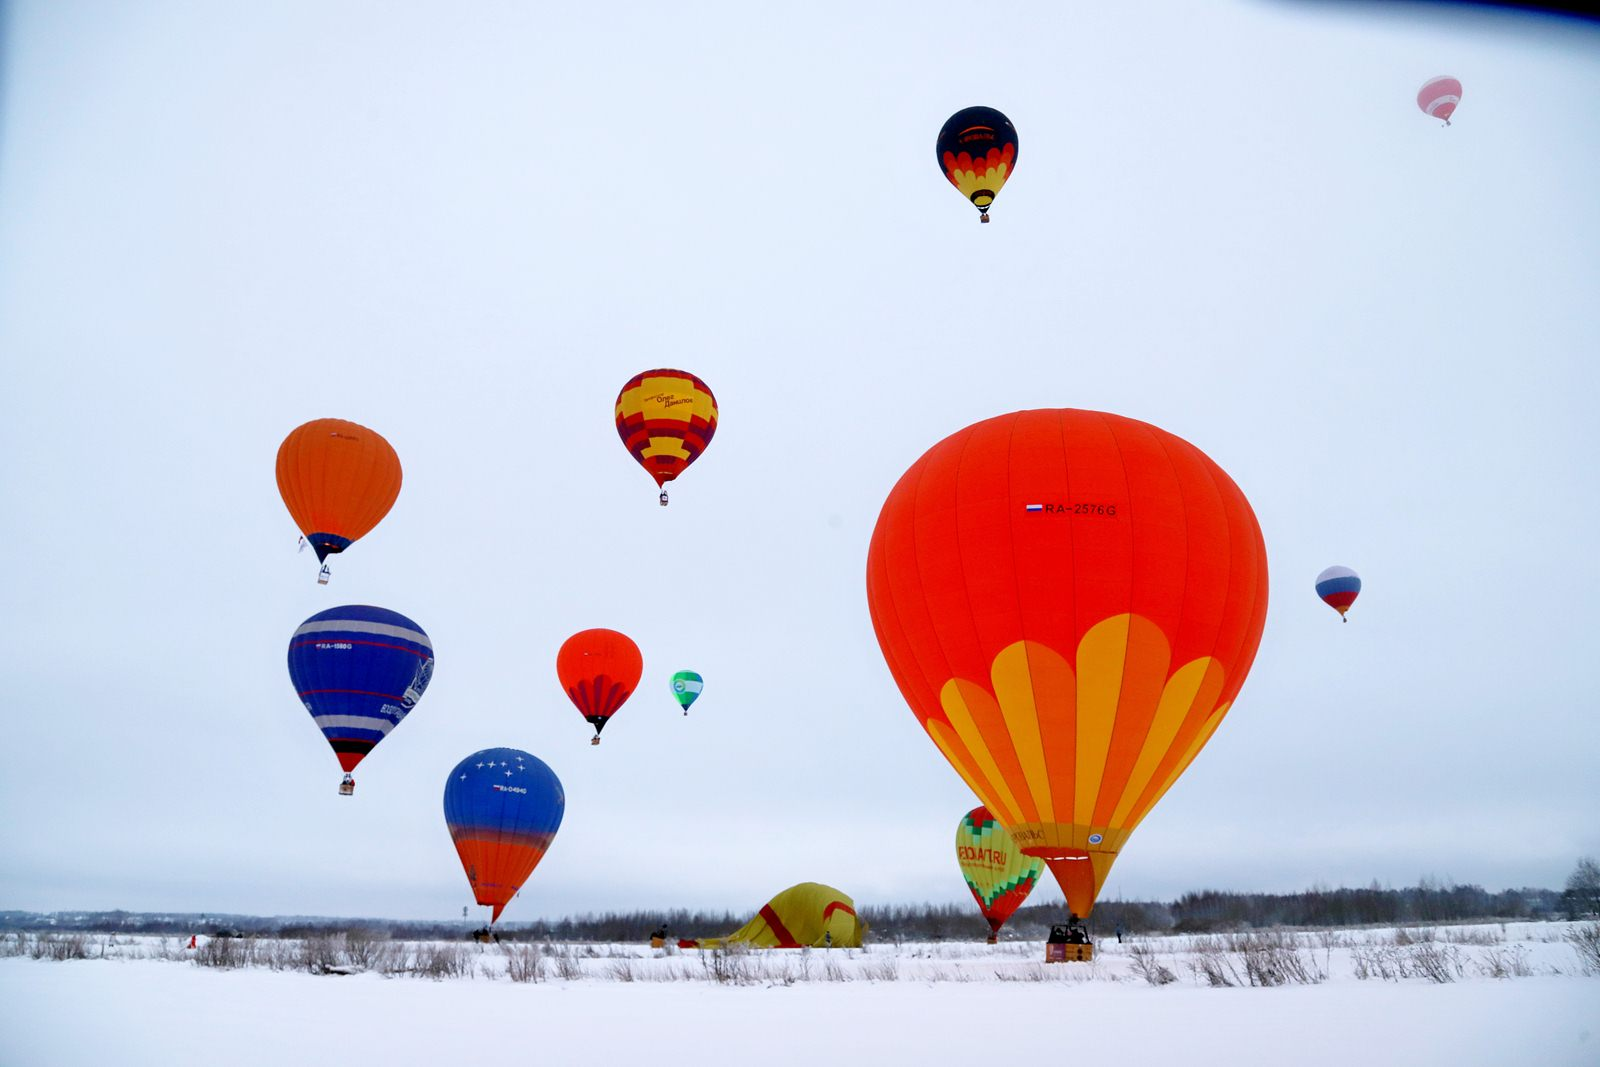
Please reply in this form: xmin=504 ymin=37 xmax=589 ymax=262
xmin=2 ymin=1 xmax=1597 ymax=922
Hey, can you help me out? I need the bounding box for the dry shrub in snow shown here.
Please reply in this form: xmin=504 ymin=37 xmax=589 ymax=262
xmin=27 ymin=934 xmax=91 ymax=962
xmin=298 ymin=934 xmax=345 ymax=975
xmin=410 ymin=943 xmax=473 ymax=981
xmin=1475 ymin=945 xmax=1532 ymax=979
xmin=1392 ymin=926 xmax=1437 ymax=946
xmin=1405 ymin=942 xmax=1464 ymax=983
xmin=1444 ymin=925 xmax=1504 ymax=946
xmin=144 ymin=938 xmax=187 ymax=962
xmin=1227 ymin=931 xmax=1326 ymax=986
xmin=1128 ymin=944 xmax=1178 ymax=986
xmin=1566 ymin=923 xmax=1600 ymax=975
xmin=1187 ymin=937 xmax=1242 ymax=987
xmin=503 ymin=943 xmax=545 ymax=983
xmin=1351 ymin=944 xmax=1402 ymax=981
xmin=342 ymin=930 xmax=391 ymax=970
xmin=607 ymin=959 xmax=636 ymax=983
xmin=194 ymin=936 xmax=254 ymax=970
xmin=862 ymin=959 xmax=899 ymax=982
xmin=552 ymin=947 xmax=584 ymax=981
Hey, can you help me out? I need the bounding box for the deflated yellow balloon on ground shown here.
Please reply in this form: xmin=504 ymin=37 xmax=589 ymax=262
xmin=677 ymin=883 xmax=864 ymax=949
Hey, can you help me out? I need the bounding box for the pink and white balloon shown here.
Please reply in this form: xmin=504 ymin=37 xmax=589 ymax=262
xmin=1417 ymin=76 xmax=1462 ymax=126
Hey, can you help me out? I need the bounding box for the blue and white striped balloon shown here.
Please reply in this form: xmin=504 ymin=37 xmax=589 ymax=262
xmin=287 ymin=605 xmax=433 ymax=790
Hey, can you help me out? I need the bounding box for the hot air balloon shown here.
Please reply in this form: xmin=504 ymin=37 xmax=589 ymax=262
xmin=288 ymin=605 xmax=433 ymax=795
xmin=614 ymin=370 xmax=718 ymax=505
xmin=443 ymin=748 xmax=564 ymax=924
xmin=670 ymin=671 xmax=703 ymax=716
xmin=1417 ymin=76 xmax=1462 ymax=125
xmin=866 ymin=409 xmax=1269 ymax=922
xmin=557 ymin=628 xmax=643 ymax=744
xmin=1315 ymin=565 xmax=1361 ymax=621
xmin=957 ymin=806 xmax=1044 ymax=943
xmin=937 ymin=106 xmax=1018 ymax=223
xmin=276 ymin=418 xmax=402 ymax=584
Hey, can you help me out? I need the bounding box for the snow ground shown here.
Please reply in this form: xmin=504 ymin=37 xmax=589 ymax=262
xmin=2 ymin=924 xmax=1595 ymax=1066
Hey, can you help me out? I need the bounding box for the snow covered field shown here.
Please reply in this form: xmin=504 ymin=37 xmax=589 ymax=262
xmin=2 ymin=923 xmax=1595 ymax=1066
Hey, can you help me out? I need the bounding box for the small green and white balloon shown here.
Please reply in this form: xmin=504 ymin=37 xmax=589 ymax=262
xmin=669 ymin=671 xmax=703 ymax=716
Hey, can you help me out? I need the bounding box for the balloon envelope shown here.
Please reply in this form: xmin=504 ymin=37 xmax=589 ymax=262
xmin=670 ymin=670 xmax=704 ymax=714
xmin=288 ymin=605 xmax=433 ymax=776
xmin=443 ymin=748 xmax=564 ymax=923
xmin=557 ymin=629 xmax=643 ymax=738
xmin=936 ymin=106 xmax=1018 ymax=218
xmin=866 ymin=409 xmax=1269 ymax=917
xmin=615 ymin=370 xmax=718 ymax=493
xmin=1417 ymin=76 xmax=1462 ymax=123
xmin=957 ymin=806 xmax=1044 ymax=937
xmin=1315 ymin=565 xmax=1361 ymax=618
xmin=276 ymin=418 xmax=402 ymax=563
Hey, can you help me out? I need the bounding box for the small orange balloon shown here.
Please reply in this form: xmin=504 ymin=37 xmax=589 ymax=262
xmin=276 ymin=419 xmax=402 ymax=563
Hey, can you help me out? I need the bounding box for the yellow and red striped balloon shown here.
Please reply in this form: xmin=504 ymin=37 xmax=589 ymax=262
xmin=614 ymin=369 xmax=717 ymax=503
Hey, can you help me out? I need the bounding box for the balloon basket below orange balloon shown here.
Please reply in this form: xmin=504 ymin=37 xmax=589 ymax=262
xmin=1045 ymin=943 xmax=1094 ymax=963
xmin=659 ymin=490 xmax=669 ymax=506
xmin=979 ymin=212 xmax=990 ymax=223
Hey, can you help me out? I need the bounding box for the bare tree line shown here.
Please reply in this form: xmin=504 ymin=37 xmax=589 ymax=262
xmin=4 ymin=866 xmax=1584 ymax=942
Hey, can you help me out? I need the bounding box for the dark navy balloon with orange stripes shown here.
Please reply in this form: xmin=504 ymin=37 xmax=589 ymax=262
xmin=287 ymin=606 xmax=433 ymax=780
xmin=444 ymin=748 xmax=564 ymax=923
xmin=937 ymin=106 xmax=1018 ymax=221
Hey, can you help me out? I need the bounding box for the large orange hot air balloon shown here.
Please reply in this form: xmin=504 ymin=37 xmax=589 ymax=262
xmin=557 ymin=628 xmax=643 ymax=744
xmin=866 ymin=409 xmax=1268 ymax=919
xmin=614 ymin=370 xmax=718 ymax=505
xmin=276 ymin=418 xmax=402 ymax=581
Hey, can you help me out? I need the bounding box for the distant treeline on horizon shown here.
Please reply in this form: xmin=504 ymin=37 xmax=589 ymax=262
xmin=2 ymin=880 xmax=1578 ymax=941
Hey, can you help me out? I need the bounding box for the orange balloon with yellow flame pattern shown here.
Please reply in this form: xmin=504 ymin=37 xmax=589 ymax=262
xmin=867 ymin=409 xmax=1268 ymax=918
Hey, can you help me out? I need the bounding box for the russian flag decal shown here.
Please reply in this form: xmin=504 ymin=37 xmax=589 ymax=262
xmin=1024 ymin=503 xmax=1044 ymax=512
